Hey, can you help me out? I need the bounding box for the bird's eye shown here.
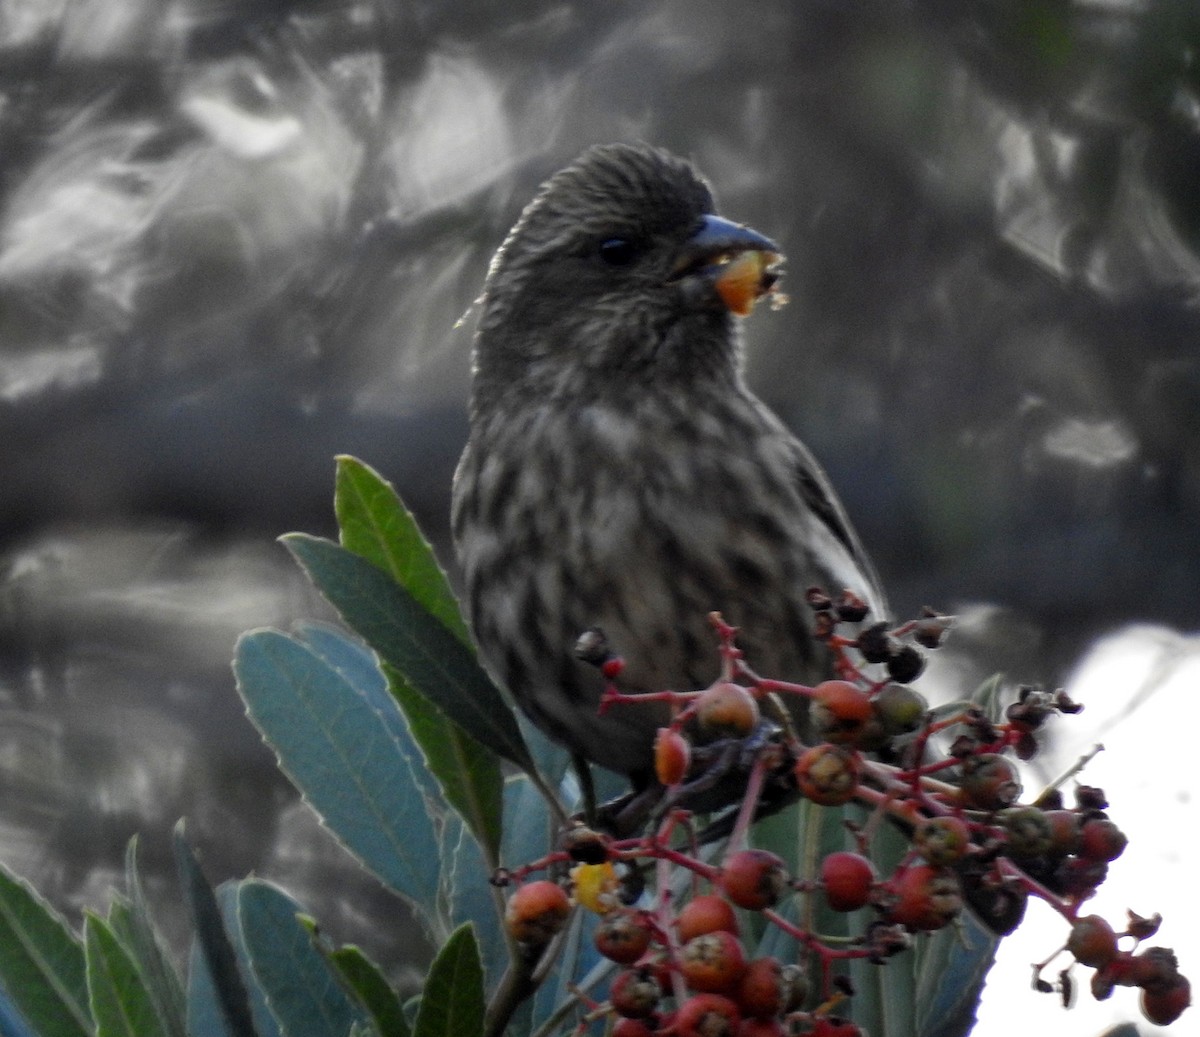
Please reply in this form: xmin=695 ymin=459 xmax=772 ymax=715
xmin=597 ymin=237 xmax=640 ymax=265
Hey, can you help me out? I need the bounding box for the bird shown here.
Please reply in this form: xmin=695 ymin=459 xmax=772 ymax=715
xmin=451 ymin=142 xmax=883 ymax=801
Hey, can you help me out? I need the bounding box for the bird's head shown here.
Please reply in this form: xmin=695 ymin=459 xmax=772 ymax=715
xmin=473 ymin=143 xmax=784 ymax=398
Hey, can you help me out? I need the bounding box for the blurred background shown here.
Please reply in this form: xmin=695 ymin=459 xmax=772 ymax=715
xmin=1 ymin=1 xmax=1197 ymax=1033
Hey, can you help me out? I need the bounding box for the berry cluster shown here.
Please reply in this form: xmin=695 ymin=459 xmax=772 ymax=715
xmin=498 ymin=592 xmax=1190 ymax=1034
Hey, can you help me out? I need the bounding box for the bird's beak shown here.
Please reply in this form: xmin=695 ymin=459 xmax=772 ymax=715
xmin=670 ymin=214 xmax=785 ymax=316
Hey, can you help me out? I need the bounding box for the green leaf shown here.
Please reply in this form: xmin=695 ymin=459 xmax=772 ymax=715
xmin=326 ymin=946 xmax=409 ymax=1037
xmin=173 ymin=827 xmax=258 ymax=1037
xmin=387 ymin=668 xmax=503 ymax=866
xmin=105 ymin=840 xmax=186 ymax=1037
xmin=234 ymin=630 xmax=443 ymax=915
xmin=85 ymin=913 xmax=168 ymax=1037
xmin=0 ymin=860 xmax=91 ymax=1037
xmin=411 ymin=925 xmax=484 ymax=1037
xmin=235 ymin=881 xmax=366 ymax=1037
xmin=334 ymin=456 xmax=471 ymax=646
xmin=282 ymin=534 xmax=533 ymax=775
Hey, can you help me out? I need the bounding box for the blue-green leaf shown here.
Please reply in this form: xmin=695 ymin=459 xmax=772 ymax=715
xmin=439 ymin=817 xmax=503 ymax=994
xmin=215 ymin=884 xmax=278 ymax=1037
xmin=174 ymin=827 xmax=258 ymax=1037
xmin=914 ymin=912 xmax=998 ymax=1037
xmin=291 ymin=623 xmax=442 ymax=812
xmin=234 ymin=629 xmax=441 ymax=914
xmin=235 ymin=881 xmax=365 ymax=1037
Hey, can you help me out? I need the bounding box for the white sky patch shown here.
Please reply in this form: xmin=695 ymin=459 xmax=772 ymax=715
xmin=0 ymin=345 xmax=104 ymax=402
xmin=1042 ymin=417 xmax=1139 ymax=469
xmin=974 ymin=625 xmax=1200 ymax=1036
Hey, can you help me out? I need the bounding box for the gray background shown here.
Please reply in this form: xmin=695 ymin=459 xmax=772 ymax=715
xmin=1 ymin=0 xmax=1197 ymax=1016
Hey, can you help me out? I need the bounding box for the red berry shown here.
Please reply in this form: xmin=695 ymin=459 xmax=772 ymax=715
xmin=736 ymin=1019 xmax=786 ymax=1036
xmin=504 ymin=880 xmax=571 ymax=946
xmin=680 ymin=931 xmax=748 ymax=994
xmin=594 ymin=909 xmax=653 ymax=964
xmin=1140 ymin=975 xmax=1191 ymax=1026
xmin=720 ymin=849 xmax=789 ymax=911
xmin=1041 ymin=809 xmax=1082 ymax=857
xmin=612 ymin=1019 xmax=656 ymax=1037
xmin=677 ymin=894 xmax=740 ymax=942
xmin=675 ymin=993 xmax=741 ymax=1037
xmin=601 ymin=656 xmax=625 ymax=679
xmin=1066 ymin=915 xmax=1118 ymax=969
xmin=696 ymin=682 xmax=760 ymax=737
xmin=820 ymin=851 xmax=877 ymax=912
xmin=795 ymin=744 xmax=860 ymax=806
xmin=957 ymin=753 xmax=1021 ymax=811
xmin=655 ymin=727 xmax=691 ymax=786
xmin=810 ymin=1019 xmax=864 ymax=1037
xmin=1078 ymin=817 xmax=1127 ymax=862
xmin=736 ymin=957 xmax=806 ymax=1020
xmin=610 ymin=967 xmax=662 ymax=1018
xmin=883 ymin=864 xmax=963 ymax=932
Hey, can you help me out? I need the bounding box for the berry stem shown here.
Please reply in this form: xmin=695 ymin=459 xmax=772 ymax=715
xmin=725 ymin=753 xmax=769 ymax=854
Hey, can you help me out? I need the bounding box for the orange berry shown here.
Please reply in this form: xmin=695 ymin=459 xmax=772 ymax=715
xmin=655 ymin=727 xmax=690 ymax=786
xmin=680 ymin=930 xmax=747 ymax=994
xmin=812 ymin=679 xmax=873 ymax=745
xmin=594 ymin=909 xmax=653 ymax=964
xmin=794 ymin=744 xmax=860 ymax=806
xmin=696 ymin=682 xmax=760 ymax=738
xmin=677 ymin=893 xmax=740 ymax=942
xmin=505 ymin=880 xmax=570 ymax=946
